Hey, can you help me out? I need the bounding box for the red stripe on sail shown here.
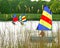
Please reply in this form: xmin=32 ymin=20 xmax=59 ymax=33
xmin=40 ymin=15 xmax=52 ymax=25
xmin=22 ymin=17 xmax=26 ymax=20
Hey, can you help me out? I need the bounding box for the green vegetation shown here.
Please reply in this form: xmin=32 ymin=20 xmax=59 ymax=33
xmin=0 ymin=14 xmax=60 ymax=21
xmin=50 ymin=1 xmax=60 ymax=14
xmin=0 ymin=0 xmax=60 ymax=21
xmin=0 ymin=0 xmax=60 ymax=14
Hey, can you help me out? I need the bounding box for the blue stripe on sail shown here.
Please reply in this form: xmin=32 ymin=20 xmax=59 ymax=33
xmin=37 ymin=24 xmax=51 ymax=30
xmin=23 ymin=20 xmax=27 ymax=22
xmin=13 ymin=14 xmax=16 ymax=18
xmin=44 ymin=5 xmax=52 ymax=15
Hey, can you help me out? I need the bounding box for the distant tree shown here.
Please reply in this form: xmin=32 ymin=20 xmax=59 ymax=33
xmin=0 ymin=0 xmax=20 ymax=13
xmin=50 ymin=1 xmax=60 ymax=14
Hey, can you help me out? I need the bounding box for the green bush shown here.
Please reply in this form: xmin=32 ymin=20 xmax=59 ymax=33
xmin=50 ymin=1 xmax=60 ymax=14
xmin=0 ymin=0 xmax=60 ymax=14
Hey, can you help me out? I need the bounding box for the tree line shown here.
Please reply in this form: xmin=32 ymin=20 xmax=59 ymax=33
xmin=0 ymin=0 xmax=60 ymax=14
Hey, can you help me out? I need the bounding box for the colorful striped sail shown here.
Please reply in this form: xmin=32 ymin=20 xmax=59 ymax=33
xmin=19 ymin=14 xmax=27 ymax=22
xmin=37 ymin=5 xmax=52 ymax=30
xmin=22 ymin=15 xmax=27 ymax=22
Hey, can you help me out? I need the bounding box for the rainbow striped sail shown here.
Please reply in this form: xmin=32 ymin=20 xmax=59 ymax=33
xmin=19 ymin=14 xmax=27 ymax=22
xmin=22 ymin=15 xmax=27 ymax=22
xmin=37 ymin=5 xmax=52 ymax=30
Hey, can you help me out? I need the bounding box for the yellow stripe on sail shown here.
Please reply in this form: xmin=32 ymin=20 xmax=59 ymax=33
xmin=22 ymin=19 xmax=26 ymax=21
xmin=22 ymin=16 xmax=26 ymax=18
xmin=42 ymin=11 xmax=52 ymax=20
xmin=40 ymin=19 xmax=52 ymax=29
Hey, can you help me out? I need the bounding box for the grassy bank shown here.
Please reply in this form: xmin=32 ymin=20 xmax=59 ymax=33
xmin=0 ymin=14 xmax=60 ymax=21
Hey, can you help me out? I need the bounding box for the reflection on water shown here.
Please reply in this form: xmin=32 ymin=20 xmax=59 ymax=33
xmin=0 ymin=21 xmax=60 ymax=48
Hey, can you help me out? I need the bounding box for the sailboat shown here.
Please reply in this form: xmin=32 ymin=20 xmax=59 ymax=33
xmin=19 ymin=14 xmax=27 ymax=25
xmin=37 ymin=5 xmax=52 ymax=30
xmin=30 ymin=5 xmax=54 ymax=43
